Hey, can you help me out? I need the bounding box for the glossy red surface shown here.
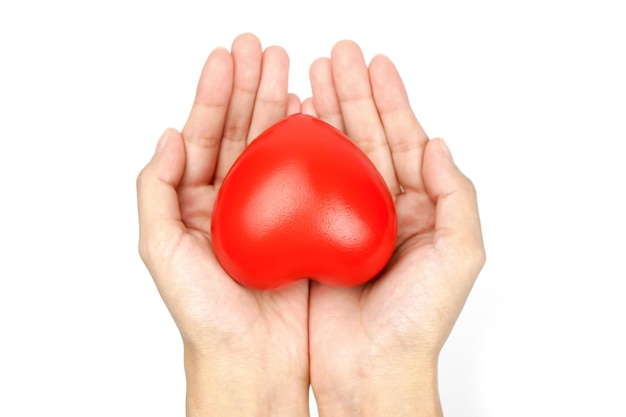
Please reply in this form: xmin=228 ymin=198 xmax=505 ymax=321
xmin=211 ymin=114 xmax=397 ymax=290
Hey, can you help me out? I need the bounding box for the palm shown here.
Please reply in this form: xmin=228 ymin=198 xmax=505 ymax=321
xmin=167 ymin=183 xmax=309 ymax=347
xmin=308 ymin=185 xmax=444 ymax=387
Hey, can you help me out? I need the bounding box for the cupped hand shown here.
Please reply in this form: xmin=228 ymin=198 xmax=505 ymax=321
xmin=303 ymin=41 xmax=486 ymax=416
xmin=136 ymin=34 xmax=309 ymax=416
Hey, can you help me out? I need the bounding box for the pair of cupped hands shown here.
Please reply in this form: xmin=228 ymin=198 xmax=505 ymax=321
xmin=137 ymin=33 xmax=485 ymax=417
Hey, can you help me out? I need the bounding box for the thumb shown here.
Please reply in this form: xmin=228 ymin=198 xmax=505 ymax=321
xmin=423 ymin=138 xmax=485 ymax=271
xmin=136 ymin=128 xmax=186 ymax=263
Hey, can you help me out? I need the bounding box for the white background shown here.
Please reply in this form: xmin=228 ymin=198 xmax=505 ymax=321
xmin=1 ymin=1 xmax=624 ymax=416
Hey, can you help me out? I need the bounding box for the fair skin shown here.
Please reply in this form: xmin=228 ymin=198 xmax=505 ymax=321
xmin=137 ymin=33 xmax=485 ymax=417
xmin=302 ymin=42 xmax=485 ymax=417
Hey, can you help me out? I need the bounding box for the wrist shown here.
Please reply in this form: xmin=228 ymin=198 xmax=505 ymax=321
xmin=184 ymin=343 xmax=310 ymax=417
xmin=314 ymin=355 xmax=442 ymax=417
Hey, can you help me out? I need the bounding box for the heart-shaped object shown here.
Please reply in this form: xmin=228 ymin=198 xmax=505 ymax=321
xmin=211 ymin=114 xmax=397 ymax=290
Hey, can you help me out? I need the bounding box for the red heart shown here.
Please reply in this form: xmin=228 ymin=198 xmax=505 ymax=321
xmin=211 ymin=114 xmax=397 ymax=290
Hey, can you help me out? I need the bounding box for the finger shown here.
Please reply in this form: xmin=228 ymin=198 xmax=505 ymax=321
xmin=301 ymin=97 xmax=317 ymax=116
xmin=330 ymin=41 xmax=399 ymax=194
xmin=287 ymin=93 xmax=302 ymax=115
xmin=309 ymin=57 xmax=344 ymax=131
xmin=247 ymin=46 xmax=290 ymax=142
xmin=369 ymin=54 xmax=429 ymax=194
xmin=423 ymin=138 xmax=485 ymax=272
xmin=180 ymin=47 xmax=233 ymax=187
xmin=137 ymin=129 xmax=186 ymax=263
xmin=213 ymin=34 xmax=262 ymax=185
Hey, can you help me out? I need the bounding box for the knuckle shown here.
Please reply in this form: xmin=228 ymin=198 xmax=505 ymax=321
xmin=469 ymin=242 xmax=487 ymax=273
xmin=221 ymin=123 xmax=248 ymax=145
xmin=138 ymin=228 xmax=183 ymax=267
xmin=137 ymin=233 xmax=154 ymax=264
xmin=136 ymin=166 xmax=150 ymax=190
xmin=389 ymin=137 xmax=419 ymax=154
xmin=460 ymin=175 xmax=478 ymax=197
xmin=185 ymin=130 xmax=220 ymax=149
xmin=437 ymin=232 xmax=486 ymax=274
xmin=356 ymin=135 xmax=384 ymax=155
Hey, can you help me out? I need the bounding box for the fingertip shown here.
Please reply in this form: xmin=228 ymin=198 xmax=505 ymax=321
xmin=308 ymin=57 xmax=343 ymax=128
xmin=331 ymin=39 xmax=361 ymax=57
xmin=434 ymin=137 xmax=453 ymax=162
xmin=369 ymin=53 xmax=390 ymax=65
xmin=331 ymin=40 xmax=367 ymax=73
xmin=196 ymin=47 xmax=233 ymax=98
xmin=231 ymin=34 xmax=262 ymax=70
xmin=309 ymin=57 xmax=332 ymax=89
xmin=155 ymin=128 xmax=172 ymax=153
xmin=263 ymin=45 xmax=289 ymax=64
xmin=287 ymin=93 xmax=301 ymax=115
xmin=310 ymin=57 xmax=330 ymax=73
xmin=210 ymin=46 xmax=233 ymax=69
xmin=368 ymin=53 xmax=396 ymax=76
xmin=208 ymin=46 xmax=232 ymax=62
xmin=259 ymin=45 xmax=289 ymax=83
xmin=137 ymin=128 xmax=184 ymax=216
xmin=301 ymin=97 xmax=317 ymax=117
xmin=153 ymin=128 xmax=186 ymax=186
xmin=232 ymin=32 xmax=262 ymax=51
xmin=423 ymin=138 xmax=459 ymax=193
xmin=158 ymin=127 xmax=182 ymax=150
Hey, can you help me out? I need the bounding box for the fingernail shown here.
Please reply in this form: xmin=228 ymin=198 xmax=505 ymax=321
xmin=438 ymin=138 xmax=453 ymax=161
xmin=156 ymin=129 xmax=171 ymax=153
